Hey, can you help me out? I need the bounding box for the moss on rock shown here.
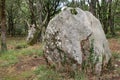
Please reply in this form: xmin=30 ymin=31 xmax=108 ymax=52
xmin=70 ymin=8 xmax=78 ymax=15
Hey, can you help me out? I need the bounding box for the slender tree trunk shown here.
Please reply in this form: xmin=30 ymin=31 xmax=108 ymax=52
xmin=36 ymin=0 xmax=42 ymax=25
xmin=36 ymin=0 xmax=44 ymax=42
xmin=101 ymin=0 xmax=109 ymax=34
xmin=28 ymin=0 xmax=36 ymax=26
xmin=46 ymin=0 xmax=50 ymax=25
xmin=96 ymin=0 xmax=101 ymax=19
xmin=108 ymin=0 xmax=115 ymax=35
xmin=71 ymin=0 xmax=77 ymax=7
xmin=0 ymin=0 xmax=7 ymax=52
xmin=89 ymin=0 xmax=97 ymax=16
xmin=80 ymin=0 xmax=85 ymax=10
xmin=7 ymin=6 xmax=15 ymax=36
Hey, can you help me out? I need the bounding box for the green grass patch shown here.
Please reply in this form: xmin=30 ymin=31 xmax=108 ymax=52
xmin=15 ymin=42 xmax=28 ymax=49
xmin=34 ymin=65 xmax=88 ymax=80
xmin=74 ymin=71 xmax=88 ymax=80
xmin=21 ymin=70 xmax=34 ymax=79
xmin=112 ymin=52 xmax=120 ymax=59
xmin=0 ymin=50 xmax=19 ymax=67
xmin=6 ymin=37 xmax=26 ymax=46
xmin=34 ymin=65 xmax=62 ymax=80
xmin=0 ymin=48 xmax=43 ymax=67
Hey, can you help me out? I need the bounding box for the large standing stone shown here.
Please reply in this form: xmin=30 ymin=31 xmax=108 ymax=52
xmin=44 ymin=7 xmax=111 ymax=74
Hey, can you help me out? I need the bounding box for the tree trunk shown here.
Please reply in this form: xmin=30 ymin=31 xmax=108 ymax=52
xmin=89 ymin=0 xmax=97 ymax=16
xmin=28 ymin=0 xmax=36 ymax=26
xmin=108 ymin=0 xmax=115 ymax=35
xmin=36 ymin=0 xmax=43 ymax=25
xmin=0 ymin=0 xmax=7 ymax=52
xmin=36 ymin=0 xmax=43 ymax=42
xmin=96 ymin=0 xmax=101 ymax=19
xmin=80 ymin=0 xmax=86 ymax=10
xmin=101 ymin=0 xmax=109 ymax=34
xmin=7 ymin=6 xmax=15 ymax=36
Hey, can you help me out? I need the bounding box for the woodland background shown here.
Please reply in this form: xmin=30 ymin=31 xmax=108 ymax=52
xmin=0 ymin=0 xmax=120 ymax=80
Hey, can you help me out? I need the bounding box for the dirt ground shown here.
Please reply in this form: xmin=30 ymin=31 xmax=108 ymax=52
xmin=0 ymin=37 xmax=120 ymax=80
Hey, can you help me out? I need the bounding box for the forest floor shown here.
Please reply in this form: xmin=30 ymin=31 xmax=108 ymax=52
xmin=0 ymin=34 xmax=120 ymax=80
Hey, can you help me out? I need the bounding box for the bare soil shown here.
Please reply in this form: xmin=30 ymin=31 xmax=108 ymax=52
xmin=0 ymin=37 xmax=120 ymax=80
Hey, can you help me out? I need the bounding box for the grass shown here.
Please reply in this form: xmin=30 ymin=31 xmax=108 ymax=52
xmin=0 ymin=37 xmax=89 ymax=80
xmin=74 ymin=71 xmax=88 ymax=80
xmin=34 ymin=65 xmax=88 ymax=80
xmin=0 ymin=48 xmax=43 ymax=67
xmin=1 ymin=70 xmax=34 ymax=80
xmin=112 ymin=52 xmax=120 ymax=59
xmin=34 ymin=65 xmax=62 ymax=80
xmin=0 ymin=37 xmax=44 ymax=80
xmin=0 ymin=40 xmax=43 ymax=66
xmin=0 ymin=33 xmax=120 ymax=80
xmin=21 ymin=70 xmax=34 ymax=79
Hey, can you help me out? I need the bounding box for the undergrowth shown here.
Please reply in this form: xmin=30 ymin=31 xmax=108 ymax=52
xmin=0 ymin=34 xmax=120 ymax=80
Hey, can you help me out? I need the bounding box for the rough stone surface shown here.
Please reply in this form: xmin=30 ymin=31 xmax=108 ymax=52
xmin=44 ymin=7 xmax=111 ymax=74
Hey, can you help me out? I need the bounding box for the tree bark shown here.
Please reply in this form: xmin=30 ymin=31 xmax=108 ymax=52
xmin=28 ymin=0 xmax=36 ymax=26
xmin=0 ymin=0 xmax=7 ymax=52
xmin=96 ymin=0 xmax=101 ymax=19
xmin=89 ymin=0 xmax=97 ymax=16
xmin=108 ymin=0 xmax=115 ymax=35
xmin=7 ymin=5 xmax=15 ymax=36
xmin=101 ymin=0 xmax=109 ymax=34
